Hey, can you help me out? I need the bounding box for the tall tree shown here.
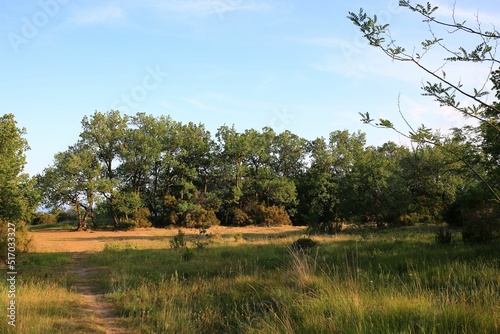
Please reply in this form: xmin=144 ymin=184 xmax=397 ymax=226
xmin=297 ymin=136 xmax=338 ymax=226
xmin=39 ymin=143 xmax=101 ymax=230
xmin=214 ymin=125 xmax=250 ymax=224
xmin=271 ymin=130 xmax=309 ymax=179
xmin=118 ymin=112 xmax=164 ymax=196
xmin=0 ymin=114 xmax=36 ymax=257
xmin=80 ymin=110 xmax=129 ymax=227
xmin=0 ymin=114 xmax=31 ymax=221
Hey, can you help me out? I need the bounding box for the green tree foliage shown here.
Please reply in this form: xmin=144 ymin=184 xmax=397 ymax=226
xmin=80 ymin=110 xmax=129 ymax=227
xmin=0 ymin=114 xmax=32 ymax=221
xmin=37 ymin=108 xmax=495 ymax=236
xmin=296 ymin=136 xmax=337 ymax=226
xmin=38 ymin=143 xmax=101 ymax=230
xmin=349 ymin=1 xmax=500 ymax=241
xmin=0 ymin=114 xmax=37 ymax=257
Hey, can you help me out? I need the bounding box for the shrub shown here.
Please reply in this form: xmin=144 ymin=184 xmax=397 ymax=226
xmin=130 ymin=207 xmax=152 ymax=228
xmin=194 ymin=227 xmax=210 ymax=250
xmin=170 ymin=229 xmax=186 ymax=249
xmin=0 ymin=220 xmax=31 ymax=261
xmin=307 ymin=219 xmax=343 ymax=235
xmin=184 ymin=207 xmax=220 ymax=228
xmin=251 ymin=205 xmax=292 ymax=226
xmin=443 ymin=203 xmax=463 ymax=227
xmin=291 ymin=237 xmax=318 ymax=252
xmin=264 ymin=205 xmax=292 ymax=226
xmin=31 ymin=212 xmax=56 ymax=225
xmin=320 ymin=220 xmax=343 ymax=234
xmin=231 ymin=208 xmax=251 ymax=226
xmin=435 ymin=227 xmax=452 ymax=244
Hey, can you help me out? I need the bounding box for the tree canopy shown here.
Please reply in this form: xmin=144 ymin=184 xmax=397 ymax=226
xmin=0 ymin=114 xmax=34 ymax=222
xmin=31 ymin=107 xmax=495 ymax=243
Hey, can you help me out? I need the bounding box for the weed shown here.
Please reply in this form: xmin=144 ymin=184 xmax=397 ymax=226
xmin=170 ymin=229 xmax=186 ymax=249
xmin=182 ymin=247 xmax=194 ymax=261
xmin=194 ymin=227 xmax=210 ymax=250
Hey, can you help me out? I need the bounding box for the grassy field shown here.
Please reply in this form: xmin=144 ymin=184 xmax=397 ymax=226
xmin=1 ymin=225 xmax=499 ymax=333
xmin=0 ymin=251 xmax=108 ymax=333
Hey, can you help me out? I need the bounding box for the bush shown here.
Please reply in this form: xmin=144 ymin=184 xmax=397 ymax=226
xmin=264 ymin=205 xmax=292 ymax=226
xmin=291 ymin=237 xmax=318 ymax=252
xmin=443 ymin=203 xmax=463 ymax=227
xmin=307 ymin=219 xmax=343 ymax=235
xmin=184 ymin=207 xmax=220 ymax=228
xmin=170 ymin=229 xmax=186 ymax=249
xmin=182 ymin=247 xmax=194 ymax=261
xmin=230 ymin=207 xmax=251 ymax=226
xmin=0 ymin=220 xmax=31 ymax=261
xmin=130 ymin=207 xmax=153 ymax=228
xmin=31 ymin=212 xmax=56 ymax=225
xmin=251 ymin=205 xmax=292 ymax=226
xmin=460 ymin=202 xmax=499 ymax=245
xmin=194 ymin=227 xmax=210 ymax=250
xmin=435 ymin=227 xmax=452 ymax=244
xmin=462 ymin=205 xmax=499 ymax=245
xmin=397 ymin=212 xmax=433 ymax=226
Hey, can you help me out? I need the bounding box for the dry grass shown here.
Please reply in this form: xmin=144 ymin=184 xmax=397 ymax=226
xmin=29 ymin=225 xmax=307 ymax=253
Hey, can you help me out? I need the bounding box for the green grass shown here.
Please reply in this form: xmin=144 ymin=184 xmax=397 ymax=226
xmin=4 ymin=226 xmax=499 ymax=333
xmin=28 ymin=221 xmax=79 ymax=231
xmin=86 ymin=226 xmax=500 ymax=333
xmin=0 ymin=252 xmax=107 ymax=334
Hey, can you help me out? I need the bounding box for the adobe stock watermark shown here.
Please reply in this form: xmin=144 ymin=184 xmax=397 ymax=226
xmin=270 ymin=107 xmax=295 ymax=133
xmin=6 ymin=222 xmax=17 ymax=327
xmin=7 ymin=0 xmax=70 ymax=54
xmin=209 ymin=0 xmax=243 ymax=21
xmin=111 ymin=65 xmax=168 ymax=114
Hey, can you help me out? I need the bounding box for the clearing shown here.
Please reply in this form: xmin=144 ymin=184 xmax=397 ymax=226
xmin=29 ymin=225 xmax=305 ymax=333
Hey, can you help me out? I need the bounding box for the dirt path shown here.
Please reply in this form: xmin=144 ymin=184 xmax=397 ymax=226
xmin=69 ymin=252 xmax=132 ymax=334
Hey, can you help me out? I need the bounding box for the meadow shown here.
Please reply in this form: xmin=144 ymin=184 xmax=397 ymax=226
xmin=1 ymin=225 xmax=499 ymax=333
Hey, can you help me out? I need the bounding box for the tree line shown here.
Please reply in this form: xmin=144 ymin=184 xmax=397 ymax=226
xmin=22 ymin=109 xmax=495 ymax=243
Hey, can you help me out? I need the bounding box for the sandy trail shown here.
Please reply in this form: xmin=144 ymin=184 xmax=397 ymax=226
xmin=69 ymin=252 xmax=131 ymax=334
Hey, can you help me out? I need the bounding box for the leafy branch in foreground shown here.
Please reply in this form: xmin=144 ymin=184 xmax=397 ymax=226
xmin=349 ymin=1 xmax=500 ymax=204
xmin=348 ymin=2 xmax=500 ymax=134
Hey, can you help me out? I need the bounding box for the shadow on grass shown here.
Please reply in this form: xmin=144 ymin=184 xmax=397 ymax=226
xmin=28 ymin=221 xmax=79 ymax=232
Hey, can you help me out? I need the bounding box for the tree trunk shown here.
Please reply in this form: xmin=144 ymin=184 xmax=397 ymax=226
xmin=75 ymin=199 xmax=87 ymax=231
xmin=109 ymin=194 xmax=119 ymax=228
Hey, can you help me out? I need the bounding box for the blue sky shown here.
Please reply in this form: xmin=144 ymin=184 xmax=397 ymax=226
xmin=1 ymin=0 xmax=498 ymax=176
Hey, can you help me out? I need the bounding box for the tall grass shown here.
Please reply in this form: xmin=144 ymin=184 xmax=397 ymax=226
xmin=0 ymin=253 xmax=105 ymax=334
xmin=87 ymin=227 xmax=500 ymax=333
